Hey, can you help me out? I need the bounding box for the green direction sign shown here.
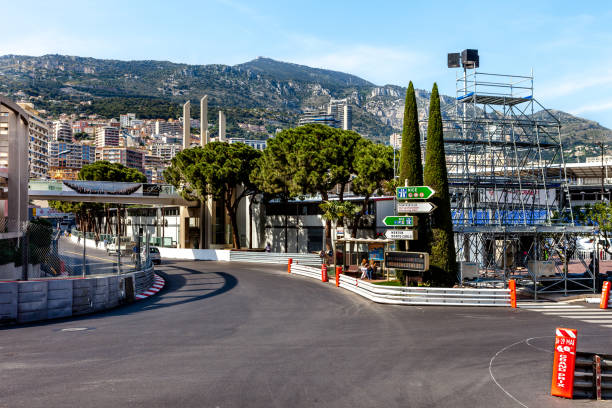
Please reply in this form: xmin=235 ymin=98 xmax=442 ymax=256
xmin=383 ymin=216 xmax=416 ymax=227
xmin=396 ymin=186 xmax=435 ymax=200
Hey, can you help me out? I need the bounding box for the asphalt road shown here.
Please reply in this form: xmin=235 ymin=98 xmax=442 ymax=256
xmin=58 ymin=236 xmax=136 ymax=276
xmin=1 ymin=260 xmax=610 ymax=408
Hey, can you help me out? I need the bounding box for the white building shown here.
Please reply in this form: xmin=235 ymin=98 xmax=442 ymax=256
xmin=95 ymin=126 xmax=120 ymax=147
xmin=52 ymin=120 xmax=72 ymax=142
xmin=149 ymin=143 xmax=182 ymax=161
xmin=228 ymin=138 xmax=267 ymax=151
xmin=120 ymin=113 xmax=136 ymax=128
xmin=17 ymin=103 xmax=49 ymax=179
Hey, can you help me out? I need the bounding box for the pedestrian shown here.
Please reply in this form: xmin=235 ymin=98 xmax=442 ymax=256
xmin=103 ymin=238 xmax=108 ymax=249
xmin=360 ymin=259 xmax=368 ymax=279
xmin=265 ymin=243 xmax=271 ymax=253
xmin=367 ymin=260 xmax=376 ymax=280
xmin=94 ymin=234 xmax=99 ymax=248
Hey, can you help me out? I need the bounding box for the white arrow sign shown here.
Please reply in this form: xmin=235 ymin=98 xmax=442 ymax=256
xmin=384 ymin=229 xmax=417 ymax=240
xmin=397 ymin=202 xmax=437 ymax=214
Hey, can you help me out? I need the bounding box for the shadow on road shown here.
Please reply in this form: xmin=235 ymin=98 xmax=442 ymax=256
xmin=0 ymin=262 xmax=238 ymax=330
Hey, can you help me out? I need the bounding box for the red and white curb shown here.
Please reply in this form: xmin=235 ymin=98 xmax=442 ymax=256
xmin=136 ymin=274 xmax=165 ymax=300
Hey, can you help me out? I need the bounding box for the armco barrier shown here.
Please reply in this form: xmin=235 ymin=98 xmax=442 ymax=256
xmin=230 ymin=251 xmax=322 ymax=266
xmin=290 ymin=264 xmax=322 ymax=281
xmin=338 ymin=274 xmax=511 ymax=306
xmin=0 ymin=266 xmax=156 ymax=324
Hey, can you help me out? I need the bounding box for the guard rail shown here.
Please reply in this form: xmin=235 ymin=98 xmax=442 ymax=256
xmin=338 ymin=274 xmax=511 ymax=306
xmin=230 ymin=251 xmax=322 ymax=266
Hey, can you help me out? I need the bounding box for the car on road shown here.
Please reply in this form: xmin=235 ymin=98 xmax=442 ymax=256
xmin=106 ymin=236 xmax=132 ymax=256
xmin=131 ymin=246 xmax=162 ymax=265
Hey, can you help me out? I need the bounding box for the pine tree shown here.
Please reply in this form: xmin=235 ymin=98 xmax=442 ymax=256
xmin=423 ymin=83 xmax=457 ymax=286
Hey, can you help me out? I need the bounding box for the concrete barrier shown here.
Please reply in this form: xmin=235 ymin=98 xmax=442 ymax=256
xmin=0 ymin=265 xmax=156 ymax=324
xmin=47 ymin=280 xmax=72 ymax=319
xmin=72 ymin=279 xmax=94 ymax=316
xmin=157 ymin=247 xmax=231 ymax=261
xmin=18 ymin=281 xmax=48 ymax=323
xmin=0 ymin=281 xmax=18 ymax=321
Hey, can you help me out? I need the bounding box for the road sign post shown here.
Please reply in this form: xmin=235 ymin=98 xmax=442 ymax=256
xmin=396 ymin=186 xmax=435 ymax=200
xmin=383 ymin=216 xmax=417 ymax=227
xmin=397 ymin=202 xmax=437 ymax=214
xmin=384 ymin=229 xmax=417 ymax=240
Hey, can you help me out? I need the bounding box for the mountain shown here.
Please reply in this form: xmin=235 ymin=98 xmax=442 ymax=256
xmin=0 ymin=54 xmax=609 ymax=154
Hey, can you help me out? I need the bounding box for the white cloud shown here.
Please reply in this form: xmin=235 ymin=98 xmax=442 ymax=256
xmin=571 ymin=100 xmax=612 ymax=115
xmin=290 ymin=43 xmax=432 ymax=86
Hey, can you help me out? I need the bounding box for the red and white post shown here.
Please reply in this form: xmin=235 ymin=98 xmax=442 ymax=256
xmin=551 ymin=327 xmax=578 ymax=399
xmin=600 ymin=281 xmax=611 ymax=309
xmin=287 ymin=258 xmax=292 ymax=274
xmin=321 ymin=264 xmax=328 ymax=282
xmin=335 ymin=266 xmax=341 ymax=287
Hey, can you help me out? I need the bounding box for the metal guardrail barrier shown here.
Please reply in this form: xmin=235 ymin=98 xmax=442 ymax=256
xmin=290 ymin=264 xmax=322 ymax=280
xmin=573 ymin=352 xmax=612 ymax=400
xmin=229 ymin=251 xmax=322 ymax=266
xmin=338 ymin=274 xmax=511 ymax=306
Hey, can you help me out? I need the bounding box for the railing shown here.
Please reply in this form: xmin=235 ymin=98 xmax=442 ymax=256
xmin=338 ymin=274 xmax=511 ymax=306
xmin=229 ymin=251 xmax=322 ymax=266
xmin=290 ymin=264 xmax=322 ymax=280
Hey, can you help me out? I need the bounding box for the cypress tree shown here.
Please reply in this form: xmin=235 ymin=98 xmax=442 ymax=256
xmin=399 ymin=81 xmax=423 ymax=186
xmin=423 ymin=83 xmax=457 ymax=286
xmin=398 ymin=82 xmax=426 ymax=255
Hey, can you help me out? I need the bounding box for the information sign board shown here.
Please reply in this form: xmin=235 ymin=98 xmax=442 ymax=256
xmin=397 ymin=202 xmax=437 ymax=214
xmin=383 ymin=216 xmax=416 ymax=227
xmin=396 ymin=186 xmax=435 ymax=200
xmin=551 ymin=327 xmax=577 ymax=399
xmin=384 ymin=229 xmax=417 ymax=240
xmin=384 ymin=251 xmax=429 ymax=272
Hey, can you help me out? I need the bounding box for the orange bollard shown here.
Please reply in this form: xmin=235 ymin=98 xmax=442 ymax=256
xmin=551 ymin=327 xmax=577 ymax=399
xmin=509 ymin=279 xmax=517 ymax=308
xmin=287 ymin=258 xmax=292 ymax=274
xmin=600 ymin=281 xmax=611 ymax=309
xmin=321 ymin=264 xmax=328 ymax=282
xmin=335 ymin=266 xmax=341 ymax=287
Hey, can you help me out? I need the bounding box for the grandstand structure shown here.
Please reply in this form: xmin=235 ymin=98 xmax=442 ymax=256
xmin=441 ymin=66 xmax=594 ymax=294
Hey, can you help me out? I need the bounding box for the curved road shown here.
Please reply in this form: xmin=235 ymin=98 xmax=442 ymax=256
xmin=1 ymin=260 xmax=610 ymax=407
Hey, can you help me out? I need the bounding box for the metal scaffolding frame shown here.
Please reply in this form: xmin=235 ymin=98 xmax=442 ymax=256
xmin=438 ymin=69 xmax=595 ymax=296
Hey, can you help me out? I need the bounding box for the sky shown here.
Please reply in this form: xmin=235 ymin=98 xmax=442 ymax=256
xmin=2 ymin=0 xmax=612 ymax=127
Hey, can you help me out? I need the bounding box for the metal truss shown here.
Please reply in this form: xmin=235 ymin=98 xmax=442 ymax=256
xmin=438 ymin=70 xmax=596 ymax=296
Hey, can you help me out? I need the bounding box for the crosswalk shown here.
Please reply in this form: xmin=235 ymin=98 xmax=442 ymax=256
xmin=518 ymin=302 xmax=612 ymax=328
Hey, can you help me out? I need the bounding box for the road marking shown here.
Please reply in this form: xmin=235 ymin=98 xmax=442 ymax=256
xmin=582 ymin=320 xmax=612 ymax=323
xmin=522 ymin=304 xmax=612 ymax=328
xmin=61 ymin=327 xmax=88 ymax=332
xmin=518 ymin=305 xmax=584 ymax=309
xmin=63 ymin=250 xmax=135 ymax=267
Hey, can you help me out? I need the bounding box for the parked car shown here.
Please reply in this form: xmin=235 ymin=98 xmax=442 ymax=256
xmin=132 ymin=246 xmax=161 ymax=265
xmin=106 ymin=236 xmax=132 ymax=256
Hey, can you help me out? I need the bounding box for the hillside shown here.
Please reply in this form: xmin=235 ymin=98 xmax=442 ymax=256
xmin=0 ymin=54 xmax=609 ymax=152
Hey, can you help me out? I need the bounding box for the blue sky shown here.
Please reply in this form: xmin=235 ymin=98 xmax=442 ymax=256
xmin=2 ymin=1 xmax=612 ymax=128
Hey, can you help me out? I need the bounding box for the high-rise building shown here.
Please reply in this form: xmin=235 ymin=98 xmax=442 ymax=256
xmin=17 ymin=103 xmax=49 ymax=179
xmin=328 ymin=98 xmax=352 ymax=130
xmin=52 ymin=120 xmax=72 ymax=142
xmin=298 ymin=98 xmax=352 ymax=130
xmin=48 ymin=141 xmax=94 ymax=179
xmin=154 ymin=120 xmax=182 ymax=136
xmin=227 ymin=138 xmax=267 ymax=151
xmin=120 ymin=113 xmax=136 ymax=128
xmin=95 ymin=146 xmax=144 ymax=173
xmin=95 ymin=126 xmax=120 ymax=147
xmin=149 ymin=143 xmax=182 ymax=162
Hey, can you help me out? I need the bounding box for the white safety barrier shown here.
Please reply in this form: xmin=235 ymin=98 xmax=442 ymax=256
xmin=230 ymin=251 xmax=322 ymax=266
xmin=338 ymin=274 xmax=511 ymax=306
xmin=290 ymin=264 xmax=322 ymax=281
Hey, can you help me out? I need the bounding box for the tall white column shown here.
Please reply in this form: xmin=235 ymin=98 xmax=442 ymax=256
xmin=218 ymin=111 xmax=226 ymax=142
xmin=183 ymin=101 xmax=191 ymax=149
xmin=200 ymin=96 xmax=208 ymax=146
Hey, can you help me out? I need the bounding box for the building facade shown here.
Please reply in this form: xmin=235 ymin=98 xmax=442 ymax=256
xmin=95 ymin=146 xmax=145 ymax=173
xmin=95 ymin=126 xmax=120 ymax=147
xmin=17 ymin=103 xmax=49 ymax=179
xmin=52 ymin=120 xmax=72 ymax=142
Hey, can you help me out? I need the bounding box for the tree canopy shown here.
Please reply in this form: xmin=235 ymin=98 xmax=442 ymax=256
xmin=164 ymin=142 xmax=261 ymax=249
